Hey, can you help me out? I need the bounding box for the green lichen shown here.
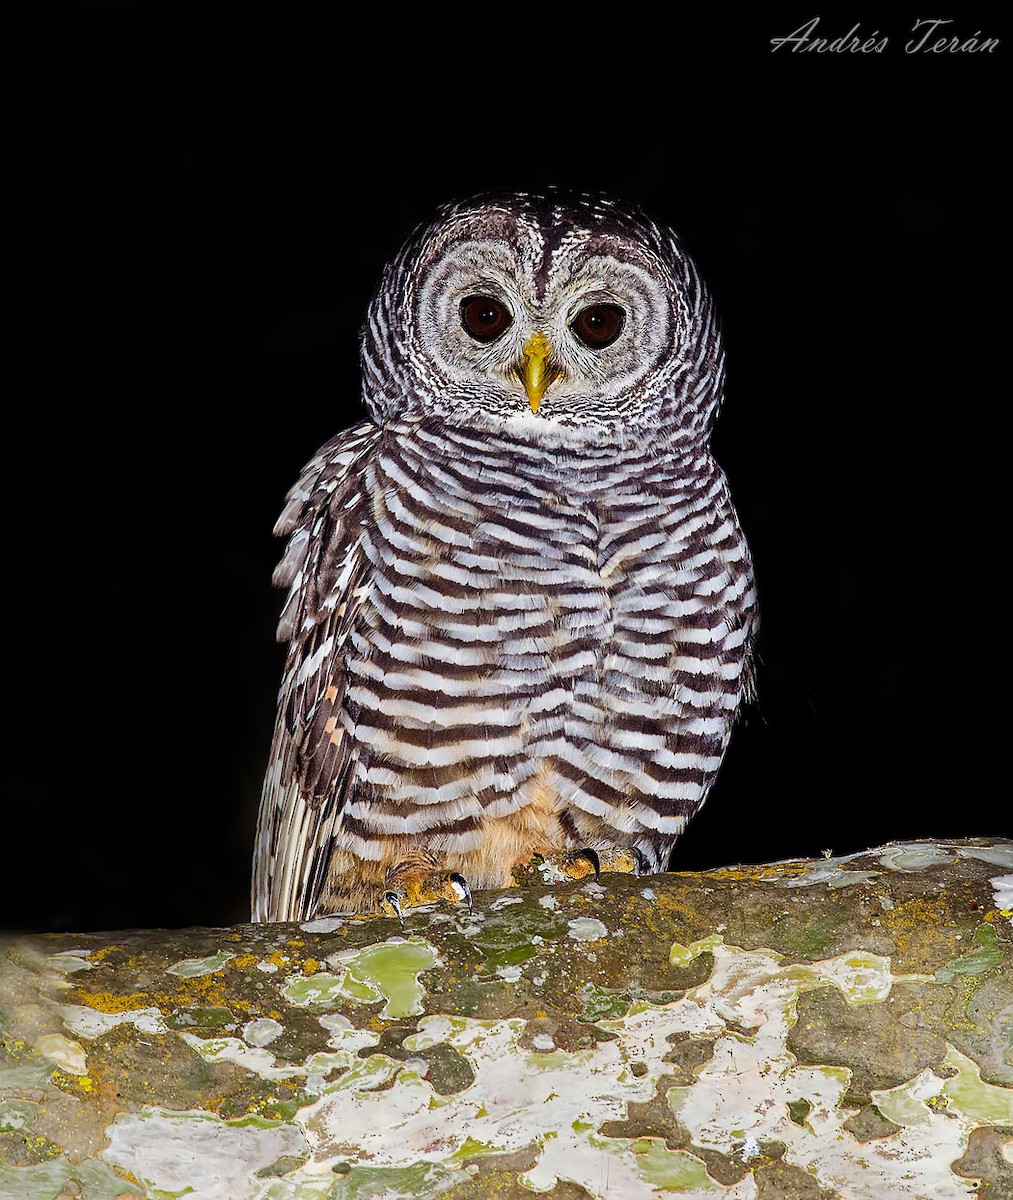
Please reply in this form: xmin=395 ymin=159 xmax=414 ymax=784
xmin=787 ymin=1098 xmax=812 ymax=1127
xmin=872 ymin=1043 xmax=1013 ymax=1129
xmin=669 ymin=934 xmax=724 ymax=967
xmin=0 ymin=1101 xmax=36 ymax=1134
xmin=255 ymin=1152 xmax=310 ymax=1178
xmin=591 ymin=1135 xmax=720 ymax=1193
xmin=166 ymin=949 xmax=235 ymax=977
xmin=328 ymin=1160 xmax=455 ymax=1200
xmin=0 ymin=1157 xmax=141 ymax=1200
xmin=578 ymin=983 xmax=632 ymax=1023
xmin=284 ymin=939 xmax=440 ymax=1020
xmin=941 ymin=1046 xmax=1013 ymax=1124
xmin=936 ymin=924 xmax=1003 ymax=983
xmin=632 ymin=1140 xmax=721 ymax=1192
xmin=475 ymin=942 xmax=538 ymax=973
xmin=769 ymin=912 xmax=843 ymax=960
xmin=166 ymin=1005 xmax=237 ymax=1031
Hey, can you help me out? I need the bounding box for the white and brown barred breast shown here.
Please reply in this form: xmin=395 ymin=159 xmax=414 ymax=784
xmin=253 ymin=412 xmax=755 ymax=918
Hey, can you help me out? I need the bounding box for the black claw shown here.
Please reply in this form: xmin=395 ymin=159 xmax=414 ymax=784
xmin=382 ymin=891 xmax=406 ymax=930
xmin=450 ymin=872 xmax=474 ymax=914
xmin=632 ymin=847 xmax=651 ymax=878
xmin=576 ymin=848 xmax=601 ymax=882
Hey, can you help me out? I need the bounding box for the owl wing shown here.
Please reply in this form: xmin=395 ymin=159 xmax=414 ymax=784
xmin=251 ymin=419 xmax=380 ymax=921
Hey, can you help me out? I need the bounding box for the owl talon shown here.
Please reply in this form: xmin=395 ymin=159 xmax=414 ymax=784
xmin=382 ymin=891 xmax=406 ymax=929
xmin=450 ymin=872 xmax=474 ymax=914
xmin=523 ymin=847 xmax=646 ymax=885
xmin=379 ymin=867 xmax=474 ymax=921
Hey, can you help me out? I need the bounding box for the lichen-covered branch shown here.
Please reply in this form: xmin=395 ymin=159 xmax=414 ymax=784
xmin=1 ymin=839 xmax=1011 ymax=1198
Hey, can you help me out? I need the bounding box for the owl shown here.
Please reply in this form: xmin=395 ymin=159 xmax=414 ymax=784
xmin=252 ymin=191 xmax=757 ymax=922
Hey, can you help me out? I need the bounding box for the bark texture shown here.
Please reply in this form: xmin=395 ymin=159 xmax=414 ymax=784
xmin=1 ymin=838 xmax=1011 ymax=1199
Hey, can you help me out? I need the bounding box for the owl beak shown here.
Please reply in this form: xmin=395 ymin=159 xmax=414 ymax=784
xmin=517 ymin=331 xmax=560 ymax=414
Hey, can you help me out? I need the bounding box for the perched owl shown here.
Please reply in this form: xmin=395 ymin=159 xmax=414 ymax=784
xmin=252 ymin=191 xmax=757 ymax=922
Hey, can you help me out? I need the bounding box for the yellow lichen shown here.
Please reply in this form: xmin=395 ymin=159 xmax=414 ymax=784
xmin=89 ymin=945 xmax=124 ymax=960
xmin=875 ymin=893 xmax=959 ymax=971
xmin=49 ymin=1068 xmax=94 ymax=1097
xmin=72 ymin=990 xmax=154 ymax=1014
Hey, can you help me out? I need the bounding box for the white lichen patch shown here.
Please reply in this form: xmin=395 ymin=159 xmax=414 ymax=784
xmin=489 ymin=895 xmax=523 ymax=911
xmin=318 ymin=1012 xmax=386 ymax=1054
xmin=876 ymin=843 xmax=958 ymax=872
xmin=101 ymin=1107 xmax=308 ymax=1200
xmin=538 ymin=894 xmax=560 ymax=910
xmin=179 ymin=1033 xmax=301 ymax=1080
xmin=774 ymin=860 xmax=882 ymax=889
xmin=495 ymin=965 xmax=523 ymax=982
xmin=57 ymin=1004 xmax=166 ymax=1039
xmin=991 ymin=873 xmax=1013 ymax=924
xmin=663 ymin=941 xmax=1000 ymax=1199
xmin=179 ymin=1032 xmax=353 ymax=1087
xmin=283 ymin=937 xmax=441 ymax=1020
xmin=537 ymin=859 xmax=571 ymax=884
xmin=959 ymin=844 xmax=1013 ymax=870
xmin=44 ymin=950 xmax=95 ymax=973
xmin=400 ymin=1015 xmax=471 ymax=1052
xmin=242 ymin=1017 xmax=284 ymax=1047
xmin=818 ymin=950 xmax=933 ymax=1002
xmin=567 ymin=917 xmax=608 ymax=942
xmin=859 ymin=1047 xmax=1013 ymax=1198
xmin=33 ymin=1033 xmax=87 ymax=1076
xmin=166 ymin=949 xmax=234 ymax=977
xmin=299 ymin=916 xmax=345 ymax=933
xmin=273 ymin=918 xmax=1002 ymax=1200
xmin=255 ymin=959 xmax=279 ymax=973
xmin=299 ymin=1002 xmax=759 ymax=1199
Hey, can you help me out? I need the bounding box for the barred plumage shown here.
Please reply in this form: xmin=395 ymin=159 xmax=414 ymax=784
xmin=252 ymin=191 xmax=757 ymax=920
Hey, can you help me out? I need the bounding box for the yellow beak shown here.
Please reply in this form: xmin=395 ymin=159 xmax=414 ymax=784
xmin=517 ymin=331 xmax=559 ymax=413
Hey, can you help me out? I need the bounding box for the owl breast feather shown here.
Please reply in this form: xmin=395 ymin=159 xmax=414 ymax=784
xmin=335 ymin=419 xmax=754 ymax=845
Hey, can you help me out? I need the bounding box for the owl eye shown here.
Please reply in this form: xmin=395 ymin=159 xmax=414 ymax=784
xmin=460 ymin=295 xmax=513 ymax=343
xmin=571 ymin=303 xmax=626 ymax=349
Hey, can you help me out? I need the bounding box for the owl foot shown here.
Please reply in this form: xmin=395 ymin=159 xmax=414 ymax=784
xmin=380 ymin=870 xmax=473 ymax=929
xmin=521 ymin=847 xmax=648 ymax=885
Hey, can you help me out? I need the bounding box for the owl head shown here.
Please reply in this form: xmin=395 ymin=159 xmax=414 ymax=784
xmin=360 ymin=191 xmax=724 ymax=449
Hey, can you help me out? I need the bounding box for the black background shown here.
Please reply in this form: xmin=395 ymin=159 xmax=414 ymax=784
xmin=4 ymin=4 xmax=1008 ymax=932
